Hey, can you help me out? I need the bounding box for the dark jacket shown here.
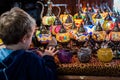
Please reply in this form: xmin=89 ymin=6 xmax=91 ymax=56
xmin=0 ymin=49 xmax=57 ymax=80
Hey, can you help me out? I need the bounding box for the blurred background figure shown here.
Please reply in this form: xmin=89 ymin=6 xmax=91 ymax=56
xmin=0 ymin=0 xmax=45 ymax=26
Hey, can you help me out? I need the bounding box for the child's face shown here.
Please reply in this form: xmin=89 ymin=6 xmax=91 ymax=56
xmin=22 ymin=26 xmax=36 ymax=49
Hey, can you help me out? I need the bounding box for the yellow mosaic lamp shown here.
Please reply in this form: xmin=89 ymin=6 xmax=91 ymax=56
xmin=60 ymin=6 xmax=73 ymax=30
xmin=60 ymin=12 xmax=73 ymax=23
xmin=36 ymin=24 xmax=52 ymax=44
xmin=102 ymin=13 xmax=115 ymax=31
xmin=60 ymin=5 xmax=73 ymax=23
xmin=56 ymin=25 xmax=70 ymax=43
xmin=0 ymin=39 xmax=3 ymax=45
xmin=97 ymin=48 xmax=113 ymax=62
xmin=62 ymin=14 xmax=73 ymax=30
xmin=42 ymin=16 xmax=55 ymax=26
xmin=74 ymin=11 xmax=85 ymax=28
xmin=42 ymin=0 xmax=56 ymax=26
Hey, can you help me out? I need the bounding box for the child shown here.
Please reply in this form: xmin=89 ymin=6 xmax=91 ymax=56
xmin=0 ymin=7 xmax=58 ymax=80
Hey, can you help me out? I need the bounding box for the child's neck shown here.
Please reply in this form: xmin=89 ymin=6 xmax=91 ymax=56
xmin=5 ymin=43 xmax=23 ymax=50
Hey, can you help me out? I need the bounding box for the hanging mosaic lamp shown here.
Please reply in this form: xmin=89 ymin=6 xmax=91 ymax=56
xmin=36 ymin=24 xmax=52 ymax=44
xmin=74 ymin=23 xmax=89 ymax=42
xmin=63 ymin=14 xmax=73 ymax=30
xmin=60 ymin=6 xmax=73 ymax=27
xmin=56 ymin=25 xmax=70 ymax=43
xmin=102 ymin=13 xmax=115 ymax=31
xmin=69 ymin=21 xmax=78 ymax=39
xmin=74 ymin=4 xmax=85 ymax=27
xmin=83 ymin=13 xmax=95 ymax=34
xmin=92 ymin=11 xmax=104 ymax=25
xmin=50 ymin=17 xmax=62 ymax=35
xmin=109 ymin=22 xmax=120 ymax=41
xmin=92 ymin=22 xmax=106 ymax=41
xmin=42 ymin=0 xmax=56 ymax=26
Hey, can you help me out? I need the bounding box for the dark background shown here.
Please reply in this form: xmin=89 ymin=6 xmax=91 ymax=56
xmin=0 ymin=0 xmax=113 ymax=26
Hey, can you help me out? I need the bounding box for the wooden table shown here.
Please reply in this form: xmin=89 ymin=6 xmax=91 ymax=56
xmin=56 ymin=55 xmax=120 ymax=76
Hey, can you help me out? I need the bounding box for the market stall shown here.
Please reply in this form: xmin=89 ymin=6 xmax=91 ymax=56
xmin=1 ymin=0 xmax=120 ymax=79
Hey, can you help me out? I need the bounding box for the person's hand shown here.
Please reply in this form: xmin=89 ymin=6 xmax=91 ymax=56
xmin=36 ymin=47 xmax=58 ymax=57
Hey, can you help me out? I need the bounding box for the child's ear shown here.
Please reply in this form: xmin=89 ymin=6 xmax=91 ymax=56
xmin=21 ymin=35 xmax=27 ymax=43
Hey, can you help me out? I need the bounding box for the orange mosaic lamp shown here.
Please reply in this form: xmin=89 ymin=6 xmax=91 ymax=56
xmin=56 ymin=25 xmax=70 ymax=43
xmin=50 ymin=17 xmax=62 ymax=35
xmin=36 ymin=25 xmax=52 ymax=44
xmin=109 ymin=22 xmax=120 ymax=41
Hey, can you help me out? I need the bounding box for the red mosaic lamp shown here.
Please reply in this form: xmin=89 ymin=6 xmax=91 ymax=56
xmin=50 ymin=17 xmax=62 ymax=35
xmin=109 ymin=22 xmax=120 ymax=41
